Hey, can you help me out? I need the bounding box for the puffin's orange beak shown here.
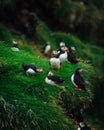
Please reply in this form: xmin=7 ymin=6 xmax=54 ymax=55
xmin=75 ymin=121 xmax=80 ymax=125
xmin=66 ymin=48 xmax=69 ymax=52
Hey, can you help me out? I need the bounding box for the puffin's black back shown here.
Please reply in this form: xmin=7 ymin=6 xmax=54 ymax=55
xmin=22 ymin=63 xmax=37 ymax=71
xmin=74 ymin=71 xmax=86 ymax=90
xmin=67 ymin=51 xmax=78 ymax=64
xmin=67 ymin=53 xmax=78 ymax=63
xmin=28 ymin=64 xmax=37 ymax=71
xmin=75 ymin=111 xmax=84 ymax=123
xmin=79 ymin=123 xmax=91 ymax=130
xmin=48 ymin=75 xmax=64 ymax=84
xmin=43 ymin=43 xmax=47 ymax=52
xmin=81 ymin=127 xmax=91 ymax=130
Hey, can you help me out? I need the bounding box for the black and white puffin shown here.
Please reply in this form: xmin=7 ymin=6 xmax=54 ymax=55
xmin=22 ymin=63 xmax=44 ymax=76
xmin=12 ymin=40 xmax=18 ymax=47
xmin=57 ymin=42 xmax=66 ymax=53
xmin=11 ymin=40 xmax=20 ymax=52
xmin=51 ymin=42 xmax=66 ymax=57
xmin=51 ymin=41 xmax=68 ymax=59
xmin=67 ymin=46 xmax=78 ymax=64
xmin=71 ymin=68 xmax=86 ymax=91
xmin=77 ymin=122 xmax=91 ymax=130
xmin=75 ymin=110 xmax=84 ymax=124
xmin=43 ymin=42 xmax=51 ymax=57
xmin=45 ymin=71 xmax=64 ymax=86
xmin=58 ymin=47 xmax=69 ymax=63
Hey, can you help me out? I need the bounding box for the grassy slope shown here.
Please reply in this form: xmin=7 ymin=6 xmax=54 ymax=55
xmin=0 ymin=22 xmax=104 ymax=129
xmin=0 ymin=41 xmax=74 ymax=130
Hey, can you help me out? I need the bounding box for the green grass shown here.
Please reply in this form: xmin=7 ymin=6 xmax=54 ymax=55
xmin=0 ymin=41 xmax=76 ymax=129
xmin=0 ymin=37 xmax=93 ymax=129
xmin=0 ymin=22 xmax=104 ymax=129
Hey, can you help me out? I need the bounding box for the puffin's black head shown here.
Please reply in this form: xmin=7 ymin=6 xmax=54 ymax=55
xmin=75 ymin=111 xmax=84 ymax=123
xmin=76 ymin=68 xmax=84 ymax=73
xmin=22 ymin=63 xmax=29 ymax=71
xmin=46 ymin=41 xmax=50 ymax=45
xmin=68 ymin=46 xmax=76 ymax=52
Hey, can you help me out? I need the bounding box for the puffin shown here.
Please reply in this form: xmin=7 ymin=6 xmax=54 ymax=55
xmin=43 ymin=42 xmax=51 ymax=57
xmin=67 ymin=46 xmax=78 ymax=64
xmin=51 ymin=45 xmax=68 ymax=58
xmin=71 ymin=68 xmax=86 ymax=91
xmin=56 ymin=47 xmax=69 ymax=63
xmin=75 ymin=110 xmax=84 ymax=124
xmin=82 ymin=0 xmax=89 ymax=5
xmin=77 ymin=122 xmax=91 ymax=130
xmin=45 ymin=71 xmax=64 ymax=86
xmin=57 ymin=42 xmax=67 ymax=55
xmin=12 ymin=40 xmax=18 ymax=48
xmin=49 ymin=57 xmax=61 ymax=71
xmin=11 ymin=40 xmax=20 ymax=52
xmin=68 ymin=108 xmax=83 ymax=121
xmin=22 ymin=63 xmax=44 ymax=76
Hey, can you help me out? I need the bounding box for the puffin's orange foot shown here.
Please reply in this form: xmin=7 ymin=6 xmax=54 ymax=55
xmin=75 ymin=88 xmax=79 ymax=91
xmin=78 ymin=88 xmax=83 ymax=91
xmin=75 ymin=88 xmax=83 ymax=91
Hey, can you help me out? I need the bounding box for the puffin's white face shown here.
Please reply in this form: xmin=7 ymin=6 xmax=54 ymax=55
xmin=60 ymin=42 xmax=65 ymax=47
xmin=48 ymin=71 xmax=53 ymax=77
xmin=79 ymin=122 xmax=85 ymax=127
xmin=78 ymin=68 xmax=83 ymax=73
xmin=71 ymin=46 xmax=76 ymax=52
xmin=61 ymin=46 xmax=68 ymax=52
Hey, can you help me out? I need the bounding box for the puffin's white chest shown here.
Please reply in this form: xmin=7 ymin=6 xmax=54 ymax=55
xmin=59 ymin=52 xmax=67 ymax=62
xmin=71 ymin=74 xmax=78 ymax=88
xmin=77 ymin=127 xmax=81 ymax=130
xmin=11 ymin=47 xmax=19 ymax=52
xmin=45 ymin=77 xmax=56 ymax=86
xmin=44 ymin=45 xmax=51 ymax=53
xmin=50 ymin=58 xmax=60 ymax=69
xmin=26 ymin=68 xmax=35 ymax=75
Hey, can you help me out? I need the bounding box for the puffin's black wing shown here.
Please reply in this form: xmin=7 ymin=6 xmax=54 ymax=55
xmin=67 ymin=52 xmax=78 ymax=64
xmin=75 ymin=112 xmax=84 ymax=123
xmin=22 ymin=64 xmax=37 ymax=72
xmin=54 ymin=49 xmax=63 ymax=58
xmin=48 ymin=76 xmax=64 ymax=84
xmin=74 ymin=74 xmax=86 ymax=90
xmin=42 ymin=44 xmax=48 ymax=53
xmin=29 ymin=64 xmax=37 ymax=72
